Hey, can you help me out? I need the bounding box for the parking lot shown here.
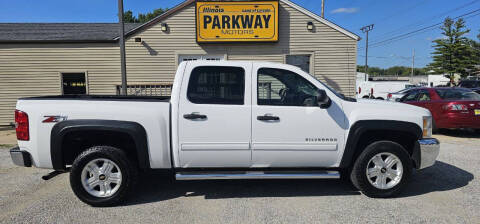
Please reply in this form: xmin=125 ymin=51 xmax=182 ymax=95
xmin=0 ymin=129 xmax=479 ymax=224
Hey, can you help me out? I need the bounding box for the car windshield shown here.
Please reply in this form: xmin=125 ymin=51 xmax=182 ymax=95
xmin=435 ymin=88 xmax=480 ymax=100
xmin=395 ymin=88 xmax=415 ymax=94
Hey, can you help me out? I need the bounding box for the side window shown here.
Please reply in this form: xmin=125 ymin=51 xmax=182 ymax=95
xmin=417 ymin=91 xmax=431 ymax=101
xmin=187 ymin=66 xmax=245 ymax=105
xmin=401 ymin=90 xmax=419 ymax=102
xmin=257 ymin=68 xmax=319 ymax=107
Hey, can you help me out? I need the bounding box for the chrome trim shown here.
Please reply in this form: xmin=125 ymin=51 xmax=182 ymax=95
xmin=417 ymin=138 xmax=440 ymax=169
xmin=175 ymin=171 xmax=340 ymax=180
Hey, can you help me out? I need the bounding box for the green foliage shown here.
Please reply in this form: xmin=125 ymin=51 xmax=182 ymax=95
xmin=427 ymin=17 xmax=475 ymax=79
xmin=123 ymin=8 xmax=168 ymax=23
xmin=356 ymin=65 xmax=427 ymax=76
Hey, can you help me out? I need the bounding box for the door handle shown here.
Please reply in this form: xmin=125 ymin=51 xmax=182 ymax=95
xmin=183 ymin=113 xmax=207 ymax=120
xmin=257 ymin=114 xmax=280 ymax=121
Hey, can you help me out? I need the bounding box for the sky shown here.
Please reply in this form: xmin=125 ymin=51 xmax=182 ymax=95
xmin=0 ymin=0 xmax=479 ymax=69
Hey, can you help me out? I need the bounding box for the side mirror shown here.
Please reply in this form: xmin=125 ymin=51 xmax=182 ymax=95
xmin=317 ymin=89 xmax=331 ymax=108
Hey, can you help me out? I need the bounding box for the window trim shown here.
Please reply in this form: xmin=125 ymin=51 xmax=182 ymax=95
xmin=256 ymin=67 xmax=320 ymax=107
xmin=186 ymin=66 xmax=246 ymax=105
xmin=59 ymin=71 xmax=89 ymax=95
xmin=284 ymin=53 xmax=314 ymax=74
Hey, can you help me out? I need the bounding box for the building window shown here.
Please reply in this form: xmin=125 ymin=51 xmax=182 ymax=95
xmin=62 ymin=73 xmax=87 ymax=95
xmin=286 ymin=55 xmax=311 ymax=73
xmin=187 ymin=66 xmax=245 ymax=105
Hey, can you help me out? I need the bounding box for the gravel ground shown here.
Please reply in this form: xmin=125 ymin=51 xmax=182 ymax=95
xmin=0 ymin=131 xmax=478 ymax=224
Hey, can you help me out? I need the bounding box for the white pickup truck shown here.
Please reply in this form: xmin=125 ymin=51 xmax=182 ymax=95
xmin=10 ymin=61 xmax=440 ymax=206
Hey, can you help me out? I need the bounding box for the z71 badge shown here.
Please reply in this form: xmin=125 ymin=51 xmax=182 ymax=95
xmin=42 ymin=115 xmax=68 ymax=123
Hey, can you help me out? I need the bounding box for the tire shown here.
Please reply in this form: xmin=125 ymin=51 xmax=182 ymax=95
xmin=350 ymin=141 xmax=412 ymax=198
xmin=376 ymin=97 xmax=384 ymax=100
xmin=70 ymin=146 xmax=138 ymax=207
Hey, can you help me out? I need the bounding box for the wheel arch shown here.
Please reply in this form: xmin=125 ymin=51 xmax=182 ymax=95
xmin=340 ymin=120 xmax=422 ymax=168
xmin=51 ymin=119 xmax=149 ymax=171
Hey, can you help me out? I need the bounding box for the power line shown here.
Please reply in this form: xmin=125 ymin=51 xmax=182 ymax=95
xmin=358 ymin=8 xmax=480 ymax=50
xmin=367 ymin=0 xmax=480 ymax=44
xmin=366 ymin=10 xmax=480 ymax=49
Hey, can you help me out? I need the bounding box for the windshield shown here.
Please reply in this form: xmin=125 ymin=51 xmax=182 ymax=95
xmin=435 ymin=88 xmax=480 ymax=100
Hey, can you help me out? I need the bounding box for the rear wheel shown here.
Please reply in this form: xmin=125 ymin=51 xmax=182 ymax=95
xmin=70 ymin=146 xmax=138 ymax=207
xmin=350 ymin=141 xmax=412 ymax=198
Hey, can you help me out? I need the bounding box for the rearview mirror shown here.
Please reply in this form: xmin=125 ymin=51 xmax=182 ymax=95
xmin=317 ymin=89 xmax=331 ymax=108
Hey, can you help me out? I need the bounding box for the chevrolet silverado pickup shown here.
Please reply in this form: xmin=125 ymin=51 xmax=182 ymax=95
xmin=10 ymin=61 xmax=440 ymax=206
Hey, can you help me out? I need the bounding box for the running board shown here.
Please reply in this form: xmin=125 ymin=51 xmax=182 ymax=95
xmin=175 ymin=170 xmax=340 ymax=180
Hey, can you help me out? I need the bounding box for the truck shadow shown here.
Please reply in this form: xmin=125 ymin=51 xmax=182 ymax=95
xmin=400 ymin=161 xmax=474 ymax=197
xmin=125 ymin=161 xmax=473 ymax=206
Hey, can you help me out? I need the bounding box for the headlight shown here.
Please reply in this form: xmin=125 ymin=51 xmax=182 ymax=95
xmin=422 ymin=116 xmax=432 ymax=138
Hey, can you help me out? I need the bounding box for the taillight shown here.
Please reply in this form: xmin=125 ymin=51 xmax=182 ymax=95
xmin=370 ymin=88 xmax=374 ymax=95
xmin=387 ymin=93 xmax=392 ymax=99
xmin=358 ymin=87 xmax=362 ymax=94
xmin=442 ymin=104 xmax=468 ymax=111
xmin=15 ymin=110 xmax=29 ymax=141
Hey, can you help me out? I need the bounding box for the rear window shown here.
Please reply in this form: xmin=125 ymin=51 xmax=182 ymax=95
xmin=187 ymin=66 xmax=245 ymax=105
xmin=435 ymin=89 xmax=480 ymax=100
xmin=458 ymin=81 xmax=480 ymax=88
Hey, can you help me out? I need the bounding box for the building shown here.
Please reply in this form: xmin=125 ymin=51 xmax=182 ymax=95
xmin=0 ymin=0 xmax=359 ymax=126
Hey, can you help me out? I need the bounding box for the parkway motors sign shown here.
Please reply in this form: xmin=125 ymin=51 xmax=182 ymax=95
xmin=196 ymin=1 xmax=279 ymax=43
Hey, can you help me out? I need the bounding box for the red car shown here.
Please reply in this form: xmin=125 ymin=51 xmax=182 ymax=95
xmin=399 ymin=87 xmax=480 ymax=131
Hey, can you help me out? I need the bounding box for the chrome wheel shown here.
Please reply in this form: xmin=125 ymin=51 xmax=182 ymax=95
xmin=81 ymin=158 xmax=122 ymax=198
xmin=366 ymin=152 xmax=403 ymax=190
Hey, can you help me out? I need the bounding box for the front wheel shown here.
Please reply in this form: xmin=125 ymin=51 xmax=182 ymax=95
xmin=70 ymin=146 xmax=138 ymax=207
xmin=350 ymin=141 xmax=412 ymax=198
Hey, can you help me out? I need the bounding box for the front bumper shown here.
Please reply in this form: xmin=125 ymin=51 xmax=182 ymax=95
xmin=10 ymin=146 xmax=32 ymax=167
xmin=413 ymin=138 xmax=440 ymax=170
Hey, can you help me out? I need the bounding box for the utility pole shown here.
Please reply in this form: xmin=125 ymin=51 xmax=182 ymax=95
xmin=360 ymin=24 xmax=374 ymax=81
xmin=118 ymin=0 xmax=127 ymax=95
xmin=321 ymin=0 xmax=325 ymax=18
xmin=411 ymin=49 xmax=415 ymax=78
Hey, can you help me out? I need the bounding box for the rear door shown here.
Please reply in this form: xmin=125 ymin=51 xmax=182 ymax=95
xmin=178 ymin=62 xmax=252 ymax=167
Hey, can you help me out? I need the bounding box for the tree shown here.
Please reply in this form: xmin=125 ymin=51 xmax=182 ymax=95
xmin=123 ymin=8 xmax=168 ymax=23
xmin=427 ymin=17 xmax=475 ymax=80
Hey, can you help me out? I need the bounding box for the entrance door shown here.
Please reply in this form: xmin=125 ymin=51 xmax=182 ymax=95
xmin=178 ymin=62 xmax=252 ymax=167
xmin=252 ymin=65 xmax=346 ymax=167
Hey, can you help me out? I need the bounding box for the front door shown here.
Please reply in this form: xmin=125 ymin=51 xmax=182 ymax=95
xmin=252 ymin=65 xmax=346 ymax=167
xmin=178 ymin=63 xmax=252 ymax=167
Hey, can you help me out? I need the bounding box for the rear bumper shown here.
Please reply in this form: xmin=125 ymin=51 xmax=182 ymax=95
xmin=413 ymin=138 xmax=440 ymax=170
xmin=437 ymin=113 xmax=480 ymax=129
xmin=10 ymin=146 xmax=32 ymax=167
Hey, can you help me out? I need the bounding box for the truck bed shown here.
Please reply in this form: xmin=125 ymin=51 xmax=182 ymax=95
xmin=20 ymin=95 xmax=171 ymax=102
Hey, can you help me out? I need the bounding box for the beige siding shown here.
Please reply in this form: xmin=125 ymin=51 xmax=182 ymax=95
xmin=124 ymin=2 xmax=357 ymax=95
xmin=0 ymin=43 xmax=121 ymax=125
xmin=0 ymin=1 xmax=357 ymax=125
